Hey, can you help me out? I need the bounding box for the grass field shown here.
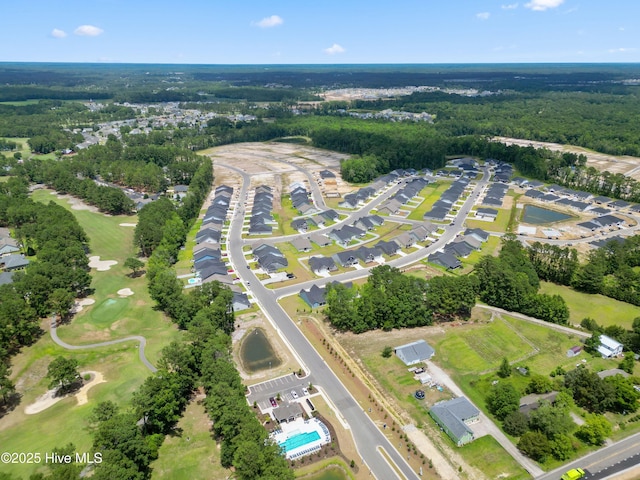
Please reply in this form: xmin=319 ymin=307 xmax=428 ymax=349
xmin=407 ymin=182 xmax=450 ymax=221
xmin=151 ymin=399 xmax=228 ymax=480
xmin=0 ymin=338 xmax=150 ymax=479
xmin=30 ymin=189 xmax=182 ymax=364
xmin=539 ymin=281 xmax=640 ymax=330
xmin=458 ymin=436 xmax=529 ymax=480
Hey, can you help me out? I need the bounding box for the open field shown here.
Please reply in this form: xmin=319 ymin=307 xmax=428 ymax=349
xmin=0 ymin=338 xmax=150 ymax=479
xmin=30 ymin=188 xmax=182 ymax=363
xmin=150 ymin=397 xmax=228 ymax=480
xmin=406 ymin=182 xmax=450 ymax=221
xmin=539 ymin=281 xmax=640 ymax=330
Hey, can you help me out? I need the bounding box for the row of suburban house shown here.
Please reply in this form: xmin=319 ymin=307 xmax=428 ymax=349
xmin=248 ymin=185 xmax=276 ymax=235
xmin=376 ymin=177 xmax=430 ymax=215
xmin=423 ymin=179 xmax=470 ymax=222
xmin=428 ymin=228 xmax=490 ymax=270
xmin=302 ymin=221 xmax=439 ymax=276
xmin=290 ymin=209 xmax=339 ymax=233
xmin=0 ymin=228 xmax=26 ymax=285
xmin=339 ymin=170 xmax=409 ymax=209
xmin=289 ymin=182 xmax=318 ymax=215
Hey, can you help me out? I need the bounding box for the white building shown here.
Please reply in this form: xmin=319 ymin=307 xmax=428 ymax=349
xmin=597 ymin=335 xmax=623 ymax=358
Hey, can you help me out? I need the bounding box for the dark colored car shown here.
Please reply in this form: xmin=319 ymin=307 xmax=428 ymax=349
xmin=269 ymin=397 xmax=277 ymax=408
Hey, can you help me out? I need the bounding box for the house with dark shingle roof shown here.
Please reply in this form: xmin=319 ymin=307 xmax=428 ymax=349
xmin=429 ymin=397 xmax=479 ymax=446
xmin=354 ymin=246 xmax=382 ymax=264
xmin=320 ymin=209 xmax=339 ymax=222
xmin=291 ymin=218 xmax=309 ymax=232
xmin=375 ymin=240 xmax=400 ymax=256
xmin=428 ymin=252 xmax=461 ymax=270
xmin=394 ymin=340 xmax=435 ymax=365
xmin=334 ymin=251 xmax=358 ymax=267
xmin=309 ymin=233 xmax=332 ymax=247
xmin=308 ymin=256 xmax=337 ymax=275
xmin=232 ymin=292 xmax=251 ymax=312
xmin=299 ymin=284 xmax=328 ymax=308
xmin=1 ymin=254 xmax=29 ymax=271
xmin=393 ymin=232 xmax=416 ymax=249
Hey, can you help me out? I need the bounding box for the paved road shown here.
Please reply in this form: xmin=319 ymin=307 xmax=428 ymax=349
xmin=537 ymin=432 xmax=640 ymax=480
xmin=224 ymin=165 xmax=422 ymax=479
xmin=50 ymin=317 xmax=157 ymax=373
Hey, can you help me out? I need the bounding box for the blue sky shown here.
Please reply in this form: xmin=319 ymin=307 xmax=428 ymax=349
xmin=1 ymin=0 xmax=638 ymax=64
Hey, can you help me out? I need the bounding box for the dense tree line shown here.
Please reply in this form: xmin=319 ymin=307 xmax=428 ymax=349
xmin=0 ymin=178 xmax=92 ymax=412
xmin=474 ymin=235 xmax=570 ymax=325
xmin=324 ymin=265 xmax=478 ymax=333
xmin=486 ymin=365 xmax=636 ymax=464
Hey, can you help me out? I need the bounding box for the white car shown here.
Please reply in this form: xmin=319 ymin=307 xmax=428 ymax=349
xmin=291 ymin=390 xmax=299 ymax=399
xmin=302 ymin=387 xmax=309 ymax=396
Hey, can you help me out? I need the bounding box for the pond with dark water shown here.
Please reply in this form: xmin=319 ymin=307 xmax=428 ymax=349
xmin=239 ymin=328 xmax=281 ymax=373
xmin=522 ymin=205 xmax=572 ymax=224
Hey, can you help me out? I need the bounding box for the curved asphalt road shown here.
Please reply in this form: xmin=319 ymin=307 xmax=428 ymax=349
xmin=50 ymin=318 xmax=157 ymax=373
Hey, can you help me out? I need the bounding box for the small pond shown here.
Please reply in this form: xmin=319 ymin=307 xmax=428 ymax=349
xmin=303 ymin=465 xmax=350 ymax=480
xmin=240 ymin=328 xmax=281 ymax=373
xmin=522 ymin=205 xmax=572 ymax=224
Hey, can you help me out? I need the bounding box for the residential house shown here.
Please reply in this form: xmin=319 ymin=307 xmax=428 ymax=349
xmin=597 ymin=335 xmax=623 ymax=358
xmin=308 ymin=256 xmax=338 ymax=275
xmin=334 ymin=251 xmax=358 ymax=268
xmin=0 ymin=271 xmax=15 ymax=286
xmin=320 ymin=210 xmax=339 ymax=222
xmin=232 ymin=292 xmax=251 ymax=312
xmin=0 ymin=254 xmax=29 ymax=271
xmin=428 ymin=252 xmax=461 ymax=270
xmin=299 ymin=284 xmax=327 ymax=308
xmin=354 ymin=246 xmax=382 ymax=264
xmin=394 ymin=340 xmax=435 ymax=365
xmin=291 ymin=218 xmax=309 ymax=232
xmin=290 ymin=237 xmax=312 ymax=252
xmin=309 ymin=233 xmax=332 ymax=247
xmin=429 ymin=397 xmax=480 ymax=446
xmin=393 ymin=232 xmax=416 ymax=249
xmin=329 ymin=226 xmax=365 ymax=247
xmin=475 ymin=207 xmax=498 ymax=220
xmin=463 ymin=228 xmax=490 ymax=243
xmin=566 ymin=346 xmax=582 ymax=358
xmin=375 ymin=240 xmax=400 ymax=256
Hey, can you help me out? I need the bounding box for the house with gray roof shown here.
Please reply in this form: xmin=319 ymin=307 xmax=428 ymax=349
xmin=429 ymin=397 xmax=479 ymax=446
xmin=309 ymin=233 xmax=332 ymax=247
xmin=394 ymin=340 xmax=435 ymax=365
xmin=393 ymin=232 xmax=416 ymax=249
xmin=334 ymin=251 xmax=358 ymax=268
xmin=377 ymin=198 xmax=402 ymax=215
xmin=0 ymin=271 xmax=15 ymax=286
xmin=1 ymin=254 xmax=29 ymax=271
xmin=475 ymin=207 xmax=498 ymax=220
xmin=290 ymin=237 xmax=312 ymax=252
xmin=196 ymin=228 xmax=222 ymax=245
xmin=320 ymin=210 xmax=339 ymax=222
xmin=308 ymin=256 xmax=337 ymax=275
xmin=0 ymin=242 xmax=19 ymax=257
xmin=299 ymin=284 xmax=328 ymax=308
xmin=354 ymin=246 xmax=382 ymax=264
xmin=463 ymin=228 xmax=490 ymax=243
xmin=232 ymin=292 xmax=251 ymax=312
xmin=375 ymin=240 xmax=400 ymax=256
xmin=428 ymin=252 xmax=461 ymax=270
xmin=291 ymin=218 xmax=310 ymax=232
xmin=329 ymin=226 xmax=365 ymax=246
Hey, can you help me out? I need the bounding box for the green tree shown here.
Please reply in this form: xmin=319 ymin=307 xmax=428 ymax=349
xmin=517 ymin=431 xmax=551 ymax=462
xmin=502 ymin=410 xmax=529 ymax=437
xmin=550 ymin=433 xmax=576 ymax=461
xmin=498 ymin=357 xmax=511 ymax=378
xmin=0 ymin=362 xmax=16 ymax=404
xmin=487 ymin=382 xmax=520 ymax=420
xmin=124 ymin=257 xmax=145 ymax=277
xmin=381 ymin=346 xmax=393 ymax=358
xmin=46 ymin=356 xmax=80 ymax=392
xmin=575 ymin=414 xmax=612 ymax=445
xmin=619 ymin=354 xmax=635 ymax=375
xmin=526 ymin=374 xmax=554 ymax=394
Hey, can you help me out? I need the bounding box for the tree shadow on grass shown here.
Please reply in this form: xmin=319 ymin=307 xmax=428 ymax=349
xmin=0 ymin=392 xmax=22 ymax=418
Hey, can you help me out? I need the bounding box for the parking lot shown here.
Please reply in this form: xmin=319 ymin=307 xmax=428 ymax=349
xmin=246 ymin=373 xmax=313 ymax=412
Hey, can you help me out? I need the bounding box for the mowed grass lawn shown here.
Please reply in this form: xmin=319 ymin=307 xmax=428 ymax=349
xmin=151 ymin=400 xmax=227 ymax=480
xmin=0 ymin=337 xmax=150 ymax=479
xmin=31 ymin=189 xmax=182 ymax=364
xmin=539 ymin=281 xmax=640 ymax=330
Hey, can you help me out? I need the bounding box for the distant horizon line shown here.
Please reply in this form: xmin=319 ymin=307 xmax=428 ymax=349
xmin=1 ymin=61 xmax=640 ymax=67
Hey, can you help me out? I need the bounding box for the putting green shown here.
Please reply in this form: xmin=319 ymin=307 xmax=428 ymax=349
xmin=90 ymin=297 xmax=130 ymax=326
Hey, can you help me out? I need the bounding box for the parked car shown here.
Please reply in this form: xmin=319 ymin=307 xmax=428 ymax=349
xmin=291 ymin=390 xmax=299 ymax=399
xmin=269 ymin=397 xmax=277 ymax=408
xmin=302 ymin=387 xmax=309 ymax=396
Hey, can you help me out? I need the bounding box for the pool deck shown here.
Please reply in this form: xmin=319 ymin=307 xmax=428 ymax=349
xmin=272 ymin=417 xmax=331 ymax=460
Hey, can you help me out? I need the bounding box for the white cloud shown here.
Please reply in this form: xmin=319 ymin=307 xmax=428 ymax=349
xmin=74 ymin=25 xmax=104 ymax=36
xmin=608 ymin=47 xmax=636 ymax=53
xmin=502 ymin=3 xmax=519 ymax=9
xmin=253 ymin=15 xmax=283 ymax=28
xmin=525 ymin=0 xmax=564 ymax=11
xmin=50 ymin=28 xmax=67 ymax=38
xmin=324 ymin=43 xmax=345 ymax=55
xmin=476 ymin=12 xmax=490 ymax=20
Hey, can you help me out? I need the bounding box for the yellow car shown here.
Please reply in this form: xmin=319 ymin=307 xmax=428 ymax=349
xmin=561 ymin=468 xmax=585 ymax=480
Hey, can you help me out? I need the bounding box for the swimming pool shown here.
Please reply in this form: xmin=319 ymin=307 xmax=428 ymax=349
xmin=279 ymin=431 xmax=321 ymax=453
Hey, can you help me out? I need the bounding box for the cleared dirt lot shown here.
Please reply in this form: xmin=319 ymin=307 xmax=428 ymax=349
xmin=494 ymin=136 xmax=640 ymax=180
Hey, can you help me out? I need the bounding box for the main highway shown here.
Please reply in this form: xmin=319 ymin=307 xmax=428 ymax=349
xmin=222 ymin=162 xmax=490 ymax=479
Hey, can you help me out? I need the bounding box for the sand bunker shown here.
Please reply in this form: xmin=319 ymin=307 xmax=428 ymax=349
xmin=119 ymin=223 xmax=137 ymax=227
xmin=24 ymin=371 xmax=105 ymax=414
xmin=88 ymin=256 xmax=117 ymax=271
xmin=117 ymin=288 xmax=134 ymax=297
xmin=71 ymin=298 xmax=96 ymax=314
